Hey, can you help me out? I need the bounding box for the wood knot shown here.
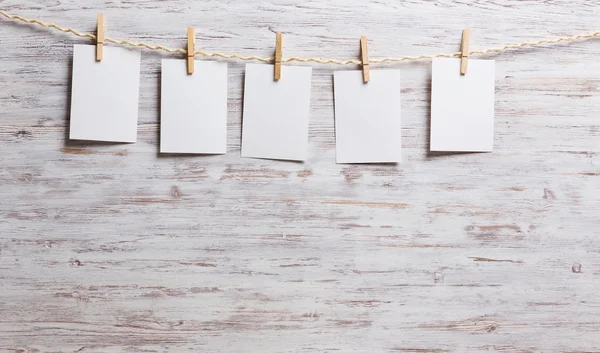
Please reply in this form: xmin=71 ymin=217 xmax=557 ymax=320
xmin=19 ymin=173 xmax=33 ymax=182
xmin=572 ymin=262 xmax=582 ymax=273
xmin=170 ymin=186 xmax=181 ymax=199
xmin=543 ymin=188 xmax=556 ymax=200
xmin=297 ymin=169 xmax=313 ymax=179
xmin=15 ymin=130 xmax=32 ymax=138
xmin=433 ymin=271 xmax=444 ymax=284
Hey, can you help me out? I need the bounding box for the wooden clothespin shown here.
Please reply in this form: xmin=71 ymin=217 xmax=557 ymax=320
xmin=460 ymin=28 xmax=470 ymax=75
xmin=96 ymin=13 xmax=105 ymax=62
xmin=187 ymin=27 xmax=195 ymax=75
xmin=360 ymin=36 xmax=370 ymax=83
xmin=274 ymin=33 xmax=283 ymax=81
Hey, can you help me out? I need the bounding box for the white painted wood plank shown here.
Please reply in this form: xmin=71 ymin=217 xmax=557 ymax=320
xmin=0 ymin=1 xmax=599 ymax=352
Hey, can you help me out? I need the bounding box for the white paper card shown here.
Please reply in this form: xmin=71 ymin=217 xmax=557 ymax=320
xmin=69 ymin=44 xmax=141 ymax=142
xmin=430 ymin=58 xmax=495 ymax=152
xmin=160 ymin=59 xmax=227 ymax=154
xmin=241 ymin=63 xmax=312 ymax=161
xmin=333 ymin=70 xmax=402 ymax=163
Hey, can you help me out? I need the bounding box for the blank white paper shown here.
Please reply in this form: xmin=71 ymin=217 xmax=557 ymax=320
xmin=241 ymin=63 xmax=312 ymax=161
xmin=430 ymin=58 xmax=495 ymax=152
xmin=334 ymin=70 xmax=402 ymax=164
xmin=69 ymin=44 xmax=141 ymax=142
xmin=160 ymin=59 xmax=228 ymax=154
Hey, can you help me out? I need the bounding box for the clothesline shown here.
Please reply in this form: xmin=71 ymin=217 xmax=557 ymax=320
xmin=0 ymin=9 xmax=599 ymax=65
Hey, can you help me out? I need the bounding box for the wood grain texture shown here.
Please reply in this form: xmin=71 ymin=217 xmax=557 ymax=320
xmin=95 ymin=13 xmax=103 ymax=62
xmin=460 ymin=28 xmax=470 ymax=75
xmin=274 ymin=32 xmax=282 ymax=81
xmin=0 ymin=0 xmax=599 ymax=352
xmin=360 ymin=36 xmax=369 ymax=83
xmin=187 ymin=27 xmax=195 ymax=75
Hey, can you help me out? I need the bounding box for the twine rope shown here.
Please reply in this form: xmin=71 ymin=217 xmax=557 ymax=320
xmin=1 ymin=10 xmax=599 ymax=65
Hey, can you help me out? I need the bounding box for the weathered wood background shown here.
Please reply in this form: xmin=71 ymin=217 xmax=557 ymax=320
xmin=1 ymin=1 xmax=599 ymax=352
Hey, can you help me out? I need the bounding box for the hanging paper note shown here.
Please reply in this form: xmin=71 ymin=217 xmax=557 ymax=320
xmin=69 ymin=44 xmax=141 ymax=142
xmin=333 ymin=70 xmax=402 ymax=163
xmin=430 ymin=58 xmax=495 ymax=152
xmin=241 ymin=63 xmax=312 ymax=161
xmin=160 ymin=59 xmax=228 ymax=154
